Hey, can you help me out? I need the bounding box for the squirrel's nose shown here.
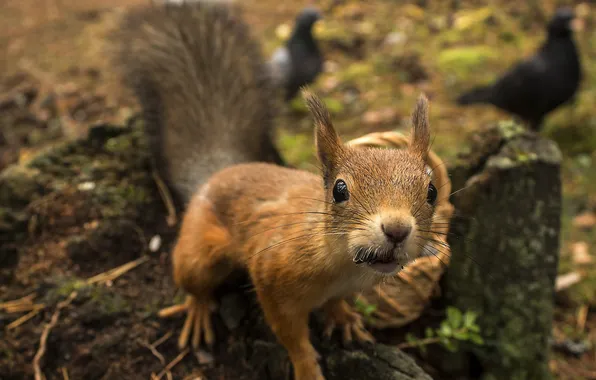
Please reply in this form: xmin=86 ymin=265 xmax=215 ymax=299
xmin=381 ymin=223 xmax=411 ymax=244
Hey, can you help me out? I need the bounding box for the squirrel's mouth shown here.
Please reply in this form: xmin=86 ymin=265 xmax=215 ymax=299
xmin=353 ymin=247 xmax=401 ymax=274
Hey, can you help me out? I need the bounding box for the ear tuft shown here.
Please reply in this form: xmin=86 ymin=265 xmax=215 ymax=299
xmin=302 ymin=88 xmax=342 ymax=180
xmin=410 ymin=94 xmax=431 ymax=159
xmin=303 ymin=88 xmax=331 ymax=129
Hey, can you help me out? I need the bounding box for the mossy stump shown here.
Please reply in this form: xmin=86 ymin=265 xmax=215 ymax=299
xmin=444 ymin=122 xmax=562 ymax=380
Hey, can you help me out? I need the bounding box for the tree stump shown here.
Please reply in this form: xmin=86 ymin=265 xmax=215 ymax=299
xmin=443 ymin=121 xmax=562 ymax=380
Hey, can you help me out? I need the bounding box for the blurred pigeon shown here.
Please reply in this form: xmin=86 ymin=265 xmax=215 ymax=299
xmin=456 ymin=8 xmax=582 ymax=131
xmin=269 ymin=8 xmax=323 ymax=101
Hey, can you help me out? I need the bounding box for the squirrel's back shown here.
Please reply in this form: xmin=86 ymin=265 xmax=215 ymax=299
xmin=112 ymin=1 xmax=283 ymax=204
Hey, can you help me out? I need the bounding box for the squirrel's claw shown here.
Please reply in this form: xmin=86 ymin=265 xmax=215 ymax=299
xmin=351 ymin=322 xmax=375 ymax=345
xmin=175 ymin=295 xmax=216 ymax=350
xmin=157 ymin=303 xmax=188 ymax=318
xmin=322 ymin=299 xmax=376 ymax=346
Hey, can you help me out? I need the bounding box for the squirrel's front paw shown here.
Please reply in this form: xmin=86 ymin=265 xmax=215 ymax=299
xmin=159 ymin=295 xmax=217 ymax=350
xmin=322 ymin=299 xmax=375 ymax=346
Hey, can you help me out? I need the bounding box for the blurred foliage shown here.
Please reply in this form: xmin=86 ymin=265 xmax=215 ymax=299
xmin=402 ymin=307 xmax=484 ymax=354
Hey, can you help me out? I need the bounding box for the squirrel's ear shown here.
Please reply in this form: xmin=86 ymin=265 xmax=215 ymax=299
xmin=410 ymin=94 xmax=431 ymax=160
xmin=303 ymin=88 xmax=343 ymax=178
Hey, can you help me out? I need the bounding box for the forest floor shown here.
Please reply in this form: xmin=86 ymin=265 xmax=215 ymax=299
xmin=1 ymin=0 xmax=596 ymax=379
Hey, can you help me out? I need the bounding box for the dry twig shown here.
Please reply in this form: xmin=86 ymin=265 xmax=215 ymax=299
xmin=3 ymin=293 xmax=46 ymax=330
xmin=86 ymin=255 xmax=149 ymax=285
xmin=0 ymin=293 xmax=36 ymax=308
xmin=33 ymin=291 xmax=77 ymax=380
xmin=61 ymin=367 xmax=69 ymax=380
xmin=137 ymin=338 xmax=166 ymax=365
xmin=152 ymin=170 xmax=178 ymax=227
xmin=151 ymin=331 xmax=173 ymax=348
xmin=6 ymin=305 xmax=46 ymax=330
xmin=155 ymin=349 xmax=189 ymax=380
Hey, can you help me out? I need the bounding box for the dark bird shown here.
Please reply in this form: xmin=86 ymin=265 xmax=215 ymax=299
xmin=456 ymin=8 xmax=582 ymax=131
xmin=269 ymin=7 xmax=324 ymax=102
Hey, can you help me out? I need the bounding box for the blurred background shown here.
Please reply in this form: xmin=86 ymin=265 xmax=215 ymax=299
xmin=0 ymin=0 xmax=595 ymax=378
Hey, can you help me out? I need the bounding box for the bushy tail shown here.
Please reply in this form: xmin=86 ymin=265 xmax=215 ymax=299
xmin=456 ymin=85 xmax=495 ymax=106
xmin=110 ymin=2 xmax=282 ymax=205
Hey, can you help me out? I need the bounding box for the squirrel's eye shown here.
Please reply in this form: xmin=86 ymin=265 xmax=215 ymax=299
xmin=427 ymin=182 xmax=437 ymax=205
xmin=332 ymin=179 xmax=349 ymax=203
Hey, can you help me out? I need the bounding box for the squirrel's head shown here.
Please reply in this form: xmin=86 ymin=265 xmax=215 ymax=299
xmin=304 ymin=90 xmax=436 ymax=276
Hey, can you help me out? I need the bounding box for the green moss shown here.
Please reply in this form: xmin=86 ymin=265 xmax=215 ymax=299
xmin=87 ymin=286 xmax=131 ymax=315
xmin=277 ymin=131 xmax=315 ymax=171
xmin=438 ymin=46 xmax=498 ymax=77
xmin=104 ymin=134 xmax=134 ymax=154
xmin=341 ymin=63 xmax=375 ymax=83
xmin=545 ymin=121 xmax=596 ymax=157
xmin=323 ymin=97 xmax=345 ymax=114
xmin=496 ymin=120 xmax=525 ymax=140
xmin=44 ymin=277 xmax=89 ymax=304
xmin=141 ymin=299 xmax=164 ymax=317
xmin=0 ymin=166 xmax=43 ymax=208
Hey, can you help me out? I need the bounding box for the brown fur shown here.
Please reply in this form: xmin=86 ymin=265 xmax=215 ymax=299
xmin=168 ymin=90 xmax=437 ymax=380
xmin=110 ymin=1 xmax=283 ymax=205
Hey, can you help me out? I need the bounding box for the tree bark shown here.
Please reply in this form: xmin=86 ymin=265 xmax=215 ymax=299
xmin=443 ymin=122 xmax=562 ymax=380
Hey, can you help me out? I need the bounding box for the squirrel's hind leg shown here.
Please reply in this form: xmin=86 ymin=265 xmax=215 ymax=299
xmin=159 ymin=196 xmax=236 ymax=350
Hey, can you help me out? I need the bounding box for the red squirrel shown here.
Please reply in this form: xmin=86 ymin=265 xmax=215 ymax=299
xmin=160 ymin=90 xmax=436 ymax=380
xmin=113 ymin=2 xmax=438 ymax=379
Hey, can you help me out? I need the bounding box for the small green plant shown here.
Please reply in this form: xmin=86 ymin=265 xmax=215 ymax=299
xmin=353 ymin=298 xmax=378 ymax=324
xmin=398 ymin=307 xmax=484 ymax=354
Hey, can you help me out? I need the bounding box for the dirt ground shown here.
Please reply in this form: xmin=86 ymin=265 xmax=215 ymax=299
xmin=2 ymin=0 xmax=596 ymax=379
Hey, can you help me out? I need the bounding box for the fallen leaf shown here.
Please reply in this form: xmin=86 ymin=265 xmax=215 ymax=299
xmin=571 ymin=242 xmax=591 ymax=264
xmin=384 ymin=32 xmax=407 ymax=47
xmin=323 ymin=60 xmax=339 ymax=74
xmin=313 ymin=21 xmax=326 ymax=37
xmin=556 ymin=272 xmax=582 ymax=292
xmin=400 ymin=83 xmax=416 ymax=96
xmin=363 ymin=107 xmax=398 ymax=126
xmin=357 ymin=21 xmax=375 ymax=36
xmin=576 ymin=3 xmax=590 ymax=18
xmin=363 ymin=110 xmax=383 ymax=125
xmin=322 ymin=77 xmax=340 ymax=91
xmin=573 ymin=211 xmax=596 ymax=230
xmin=453 ymin=7 xmax=494 ymax=31
xmin=194 ymin=350 xmax=214 ymax=365
xmin=362 ymin=90 xmax=378 ymax=102
xmin=402 ymin=4 xmax=425 ymax=21
xmin=275 ymin=23 xmax=291 ymax=40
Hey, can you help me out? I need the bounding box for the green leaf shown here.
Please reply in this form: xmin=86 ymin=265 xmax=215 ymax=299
xmin=446 ymin=307 xmax=463 ymax=329
xmin=364 ymin=304 xmax=377 ymax=316
xmin=444 ymin=340 xmax=458 ymax=352
xmin=406 ymin=333 xmax=418 ymax=344
xmin=453 ymin=330 xmax=469 ymax=341
xmin=468 ymin=324 xmax=480 ymax=333
xmin=440 ymin=323 xmax=453 ymax=337
xmin=425 ymin=327 xmax=435 ymax=338
xmin=463 ymin=311 xmax=478 ymax=328
xmin=469 ymin=333 xmax=485 ymax=346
